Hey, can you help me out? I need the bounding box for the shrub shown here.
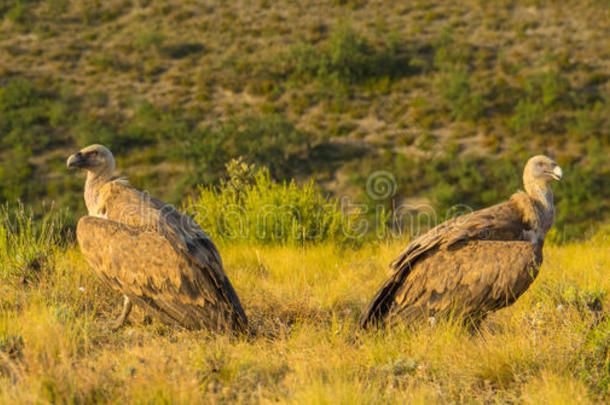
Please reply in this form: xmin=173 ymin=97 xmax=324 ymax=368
xmin=437 ymin=70 xmax=484 ymax=121
xmin=323 ymin=23 xmax=372 ymax=83
xmin=134 ymin=31 xmax=166 ymax=52
xmin=523 ymin=70 xmax=569 ymax=108
xmin=284 ymin=23 xmax=409 ymax=85
xmin=186 ymin=159 xmax=356 ymax=245
xmin=289 ymin=42 xmax=321 ymax=80
xmin=163 ymin=112 xmax=315 ymax=194
xmin=552 ymin=141 xmax=610 ymax=241
xmin=4 ymin=1 xmax=31 ymax=25
xmin=508 ymin=70 xmax=571 ymax=133
xmin=568 ymin=103 xmax=607 ymax=144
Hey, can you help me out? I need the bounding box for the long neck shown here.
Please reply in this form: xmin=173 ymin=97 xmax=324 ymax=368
xmin=84 ymin=168 xmax=112 ymax=215
xmin=524 ymin=178 xmax=555 ymax=235
xmin=525 ymin=180 xmax=552 ymax=209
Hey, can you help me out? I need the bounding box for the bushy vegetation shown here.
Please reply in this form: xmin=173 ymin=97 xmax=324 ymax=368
xmin=188 ymin=159 xmax=353 ymax=245
xmin=280 ymin=23 xmax=408 ymax=86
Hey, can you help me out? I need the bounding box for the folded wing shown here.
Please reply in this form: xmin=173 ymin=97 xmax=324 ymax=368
xmin=360 ymin=194 xmax=540 ymax=328
xmin=78 ymin=181 xmax=248 ymax=333
xmin=383 ymin=240 xmax=541 ymax=326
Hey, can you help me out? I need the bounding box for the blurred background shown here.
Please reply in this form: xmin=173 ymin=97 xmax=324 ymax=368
xmin=0 ymin=0 xmax=608 ymax=241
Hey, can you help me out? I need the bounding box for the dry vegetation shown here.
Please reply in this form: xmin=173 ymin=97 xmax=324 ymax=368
xmin=0 ymin=208 xmax=608 ymax=403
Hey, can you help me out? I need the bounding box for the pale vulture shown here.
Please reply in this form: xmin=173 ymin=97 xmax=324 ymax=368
xmin=67 ymin=144 xmax=248 ymax=334
xmin=360 ymin=155 xmax=563 ymax=329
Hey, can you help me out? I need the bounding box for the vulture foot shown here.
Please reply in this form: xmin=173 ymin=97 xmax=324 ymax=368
xmin=110 ymin=295 xmax=132 ymax=331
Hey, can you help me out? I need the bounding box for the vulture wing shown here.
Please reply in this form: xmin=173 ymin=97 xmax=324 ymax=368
xmin=362 ymin=240 xmax=541 ymax=328
xmin=79 ymin=181 xmax=248 ymax=333
xmin=361 ymin=194 xmax=540 ymax=328
xmin=389 ymin=240 xmax=541 ymax=324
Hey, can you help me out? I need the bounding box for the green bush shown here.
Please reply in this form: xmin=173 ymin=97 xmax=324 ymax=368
xmin=161 ymin=111 xmax=315 ymax=197
xmin=134 ymin=31 xmax=166 ymax=52
xmin=284 ymin=23 xmax=409 ymax=85
xmin=523 ymin=70 xmax=570 ymax=108
xmin=4 ymin=1 xmax=32 ymax=25
xmin=552 ymin=140 xmax=610 ymax=241
xmin=568 ymin=103 xmax=607 ymax=144
xmin=186 ymin=159 xmax=355 ymax=245
xmin=508 ymin=70 xmax=571 ymax=133
xmin=433 ymin=37 xmax=475 ymax=71
xmin=508 ymin=98 xmax=546 ymax=132
xmin=323 ymin=23 xmax=372 ymax=83
xmin=0 ymin=79 xmax=76 ymax=203
xmin=161 ymin=42 xmax=204 ymax=59
xmin=437 ymin=70 xmax=484 ymax=121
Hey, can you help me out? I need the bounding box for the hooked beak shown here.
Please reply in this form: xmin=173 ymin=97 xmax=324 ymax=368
xmin=67 ymin=152 xmax=87 ymax=169
xmin=550 ymin=165 xmax=563 ymax=181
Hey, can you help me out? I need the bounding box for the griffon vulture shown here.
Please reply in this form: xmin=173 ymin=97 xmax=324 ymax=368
xmin=360 ymin=155 xmax=563 ymax=329
xmin=67 ymin=144 xmax=248 ymax=334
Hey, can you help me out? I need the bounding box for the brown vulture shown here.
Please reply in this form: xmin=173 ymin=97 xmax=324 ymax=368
xmin=67 ymin=144 xmax=248 ymax=334
xmin=360 ymin=155 xmax=563 ymax=329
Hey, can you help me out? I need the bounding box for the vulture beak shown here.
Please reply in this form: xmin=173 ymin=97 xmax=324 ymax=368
xmin=551 ymin=164 xmax=563 ymax=181
xmin=67 ymin=152 xmax=87 ymax=169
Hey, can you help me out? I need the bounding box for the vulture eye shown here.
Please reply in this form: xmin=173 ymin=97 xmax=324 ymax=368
xmin=86 ymin=151 xmax=98 ymax=158
xmin=537 ymin=161 xmax=544 ymax=168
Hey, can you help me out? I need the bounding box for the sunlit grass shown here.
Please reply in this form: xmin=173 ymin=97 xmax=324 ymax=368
xmin=1 ymin=217 xmax=608 ymax=403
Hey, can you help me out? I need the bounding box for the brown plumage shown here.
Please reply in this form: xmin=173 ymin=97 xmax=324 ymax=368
xmin=67 ymin=144 xmax=248 ymax=333
xmin=360 ymin=155 xmax=563 ymax=329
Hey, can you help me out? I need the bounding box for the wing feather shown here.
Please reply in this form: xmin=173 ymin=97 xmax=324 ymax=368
xmin=78 ymin=182 xmax=248 ymax=333
xmin=361 ymin=240 xmax=541 ymax=328
xmin=360 ymin=193 xmax=538 ymax=328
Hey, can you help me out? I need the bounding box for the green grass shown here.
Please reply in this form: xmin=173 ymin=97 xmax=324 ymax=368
xmin=0 ymin=209 xmax=608 ymax=403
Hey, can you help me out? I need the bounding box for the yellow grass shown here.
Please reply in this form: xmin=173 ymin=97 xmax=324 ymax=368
xmin=1 ymin=238 xmax=608 ymax=403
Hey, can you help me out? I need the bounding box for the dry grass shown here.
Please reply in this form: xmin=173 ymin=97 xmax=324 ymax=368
xmin=1 ymin=236 xmax=608 ymax=403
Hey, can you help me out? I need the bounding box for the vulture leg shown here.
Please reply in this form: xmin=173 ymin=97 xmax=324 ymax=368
xmin=110 ymin=295 xmax=132 ymax=330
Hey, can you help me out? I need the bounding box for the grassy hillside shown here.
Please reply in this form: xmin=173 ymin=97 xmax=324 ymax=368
xmin=0 ymin=208 xmax=608 ymax=403
xmin=0 ymin=0 xmax=609 ymax=240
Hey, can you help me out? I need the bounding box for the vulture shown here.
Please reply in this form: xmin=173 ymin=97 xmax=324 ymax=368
xmin=67 ymin=144 xmax=248 ymax=334
xmin=360 ymin=155 xmax=563 ymax=329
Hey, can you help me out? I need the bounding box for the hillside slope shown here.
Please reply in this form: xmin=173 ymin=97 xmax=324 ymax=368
xmin=0 ymin=0 xmax=608 ymax=238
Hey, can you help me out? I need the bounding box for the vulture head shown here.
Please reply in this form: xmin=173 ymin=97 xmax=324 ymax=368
xmin=67 ymin=144 xmax=116 ymax=177
xmin=523 ymin=155 xmax=562 ymax=187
